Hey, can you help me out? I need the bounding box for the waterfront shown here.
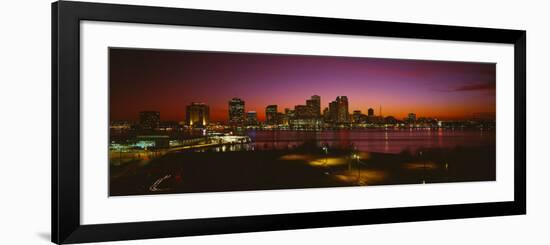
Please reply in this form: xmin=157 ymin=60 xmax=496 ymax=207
xmin=110 ymin=128 xmax=495 ymax=196
xmin=217 ymin=128 xmax=494 ymax=154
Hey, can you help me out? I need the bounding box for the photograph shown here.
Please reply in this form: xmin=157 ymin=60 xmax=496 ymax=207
xmin=108 ymin=48 xmax=497 ymax=196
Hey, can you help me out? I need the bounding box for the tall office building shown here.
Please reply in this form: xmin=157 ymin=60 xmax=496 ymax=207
xmin=328 ymin=101 xmax=338 ymax=122
xmin=306 ymin=95 xmax=321 ymax=118
xmin=294 ymin=95 xmax=321 ymax=120
xmin=139 ymin=111 xmax=160 ymax=130
xmin=246 ymin=111 xmax=258 ymax=125
xmin=186 ymin=102 xmax=209 ymax=127
xmin=322 ymin=107 xmax=330 ymax=121
xmin=228 ymin=97 xmax=245 ymax=126
xmin=336 ymin=96 xmax=349 ymax=123
xmin=325 ymin=96 xmax=350 ymax=124
xmin=265 ymin=105 xmax=278 ymax=125
xmin=294 ymin=105 xmax=311 ymax=118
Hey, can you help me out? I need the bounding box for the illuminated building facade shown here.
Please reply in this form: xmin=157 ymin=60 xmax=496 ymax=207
xmin=246 ymin=111 xmax=258 ymax=125
xmin=186 ymin=102 xmax=209 ymax=127
xmin=277 ymin=112 xmax=288 ymax=125
xmin=336 ymin=96 xmax=349 ymax=123
xmin=326 ymin=96 xmax=350 ymax=124
xmin=328 ymin=101 xmax=338 ymax=123
xmin=110 ymin=120 xmax=133 ymax=131
xmin=294 ymin=105 xmax=312 ymax=118
xmin=139 ymin=111 xmax=160 ymax=130
xmin=287 ymin=95 xmax=324 ymax=128
xmin=306 ymin=95 xmax=321 ymax=118
xmin=322 ymin=107 xmax=330 ymax=122
xmin=228 ymin=97 xmax=245 ymax=126
xmin=265 ymin=105 xmax=278 ymax=125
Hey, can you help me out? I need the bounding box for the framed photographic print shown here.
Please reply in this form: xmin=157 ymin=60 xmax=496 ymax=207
xmin=52 ymin=1 xmax=526 ymax=244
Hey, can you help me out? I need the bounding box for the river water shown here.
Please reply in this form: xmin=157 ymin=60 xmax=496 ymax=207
xmin=235 ymin=128 xmax=495 ymax=154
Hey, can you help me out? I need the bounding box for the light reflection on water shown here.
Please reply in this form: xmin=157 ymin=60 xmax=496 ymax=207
xmin=196 ymin=128 xmax=495 ymax=154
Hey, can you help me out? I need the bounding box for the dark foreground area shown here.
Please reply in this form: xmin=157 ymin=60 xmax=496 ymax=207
xmin=109 ymin=144 xmax=495 ymax=196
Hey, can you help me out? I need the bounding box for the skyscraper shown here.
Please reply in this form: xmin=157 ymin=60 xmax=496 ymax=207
xmin=139 ymin=111 xmax=160 ymax=130
xmin=325 ymin=96 xmax=349 ymax=124
xmin=306 ymin=95 xmax=321 ymax=118
xmin=186 ymin=102 xmax=209 ymax=127
xmin=291 ymin=101 xmax=319 ymax=128
xmin=246 ymin=111 xmax=258 ymax=126
xmin=328 ymin=101 xmax=338 ymax=123
xmin=336 ymin=96 xmax=349 ymax=123
xmin=265 ymin=105 xmax=278 ymax=125
xmin=294 ymin=105 xmax=311 ymax=118
xmin=228 ymin=97 xmax=245 ymax=126
xmin=322 ymin=107 xmax=330 ymax=121
xmin=293 ymin=95 xmax=321 ymax=120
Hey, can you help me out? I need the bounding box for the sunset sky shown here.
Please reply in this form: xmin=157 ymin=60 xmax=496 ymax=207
xmin=109 ymin=48 xmax=496 ymax=122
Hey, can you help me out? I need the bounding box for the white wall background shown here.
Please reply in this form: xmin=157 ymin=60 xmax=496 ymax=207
xmin=0 ymin=0 xmax=547 ymax=244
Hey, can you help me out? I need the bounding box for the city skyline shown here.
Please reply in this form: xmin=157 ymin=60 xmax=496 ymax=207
xmin=113 ymin=94 xmax=494 ymax=124
xmin=110 ymin=48 xmax=496 ymax=122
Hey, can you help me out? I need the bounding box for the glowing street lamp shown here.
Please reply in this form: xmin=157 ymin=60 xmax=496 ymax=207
xmin=351 ymin=154 xmax=362 ymax=185
xmin=322 ymin=146 xmax=329 ymax=175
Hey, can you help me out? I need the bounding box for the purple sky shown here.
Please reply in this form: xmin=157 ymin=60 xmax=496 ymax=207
xmin=109 ymin=48 xmax=496 ymax=122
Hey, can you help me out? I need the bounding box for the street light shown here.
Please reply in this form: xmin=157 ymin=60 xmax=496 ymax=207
xmin=322 ymin=146 xmax=329 ymax=175
xmin=353 ymin=154 xmax=361 ymax=185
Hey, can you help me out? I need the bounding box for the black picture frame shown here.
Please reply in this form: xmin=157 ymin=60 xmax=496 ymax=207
xmin=52 ymin=1 xmax=526 ymax=244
